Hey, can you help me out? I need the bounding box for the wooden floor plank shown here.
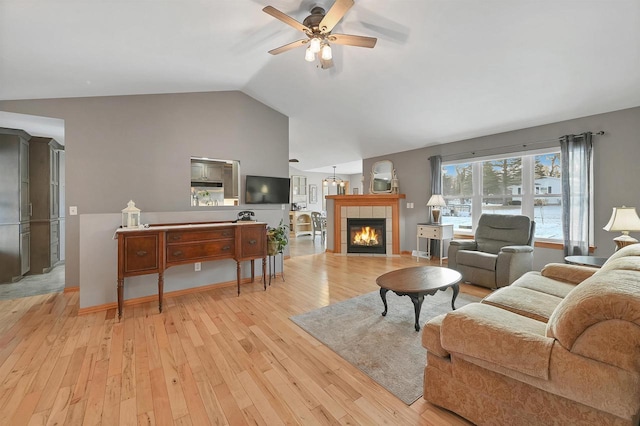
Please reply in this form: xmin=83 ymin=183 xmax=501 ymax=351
xmin=0 ymin=251 xmax=487 ymax=425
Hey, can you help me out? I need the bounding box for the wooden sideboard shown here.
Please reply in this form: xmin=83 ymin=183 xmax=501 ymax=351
xmin=115 ymin=221 xmax=267 ymax=319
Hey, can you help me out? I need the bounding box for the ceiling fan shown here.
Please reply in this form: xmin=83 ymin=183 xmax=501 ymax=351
xmin=263 ymin=0 xmax=377 ymax=69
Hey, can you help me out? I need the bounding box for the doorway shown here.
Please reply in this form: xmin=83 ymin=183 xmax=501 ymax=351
xmin=0 ymin=112 xmax=66 ymax=298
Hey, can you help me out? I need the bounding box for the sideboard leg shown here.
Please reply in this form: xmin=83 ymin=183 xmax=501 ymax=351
xmin=236 ymin=261 xmax=241 ymax=296
xmin=263 ymin=257 xmax=267 ymax=290
xmin=117 ymin=279 xmax=124 ymax=319
xmin=158 ymin=272 xmax=164 ymax=313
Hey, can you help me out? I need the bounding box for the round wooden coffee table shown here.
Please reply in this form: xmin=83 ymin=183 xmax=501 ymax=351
xmin=376 ymin=266 xmax=462 ymax=331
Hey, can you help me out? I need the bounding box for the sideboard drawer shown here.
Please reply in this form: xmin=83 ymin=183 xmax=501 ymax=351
xmin=124 ymin=235 xmax=159 ymax=273
xmin=166 ymin=228 xmax=234 ymax=243
xmin=166 ymin=240 xmax=235 ymax=263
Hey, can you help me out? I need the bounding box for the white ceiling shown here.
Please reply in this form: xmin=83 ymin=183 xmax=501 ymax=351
xmin=2 ymin=0 xmax=639 ymax=174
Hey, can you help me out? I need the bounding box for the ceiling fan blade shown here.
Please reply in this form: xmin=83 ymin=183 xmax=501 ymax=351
xmin=319 ymin=0 xmax=354 ymax=34
xmin=263 ymin=6 xmax=311 ymax=34
xmin=329 ymin=33 xmax=377 ymax=48
xmin=319 ymin=57 xmax=334 ymax=69
xmin=268 ymin=39 xmax=307 ymax=55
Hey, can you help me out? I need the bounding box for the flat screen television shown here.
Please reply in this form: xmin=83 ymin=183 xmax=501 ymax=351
xmin=245 ymin=175 xmax=291 ymax=204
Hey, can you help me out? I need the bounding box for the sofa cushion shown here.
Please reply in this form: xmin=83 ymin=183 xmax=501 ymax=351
xmin=511 ymin=271 xmax=578 ymax=298
xmin=482 ymin=286 xmax=563 ymax=322
xmin=457 ymin=250 xmax=497 ymax=271
xmin=540 ymin=263 xmax=598 ymax=285
xmin=441 ymin=303 xmax=553 ymax=380
xmin=422 ymin=314 xmax=449 ymax=358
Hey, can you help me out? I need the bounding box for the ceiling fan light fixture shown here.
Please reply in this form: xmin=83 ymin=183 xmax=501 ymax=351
xmin=263 ymin=1 xmax=377 ymax=69
xmin=321 ymin=43 xmax=332 ymax=60
xmin=304 ymin=47 xmax=315 ymax=62
xmin=309 ymin=37 xmax=321 ymax=54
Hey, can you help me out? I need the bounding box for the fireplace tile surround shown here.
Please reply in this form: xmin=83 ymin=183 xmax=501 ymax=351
xmin=326 ymin=194 xmax=405 ymax=256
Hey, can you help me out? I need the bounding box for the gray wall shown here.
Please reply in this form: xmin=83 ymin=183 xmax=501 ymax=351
xmin=0 ymin=91 xmax=289 ymax=294
xmin=363 ymin=106 xmax=640 ymax=269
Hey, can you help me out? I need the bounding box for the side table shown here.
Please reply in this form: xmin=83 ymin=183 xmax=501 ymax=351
xmin=564 ymin=255 xmax=607 ymax=268
xmin=416 ymin=223 xmax=454 ymax=266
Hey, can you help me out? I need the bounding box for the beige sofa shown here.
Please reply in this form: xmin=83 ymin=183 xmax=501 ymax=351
xmin=422 ymin=243 xmax=640 ymax=425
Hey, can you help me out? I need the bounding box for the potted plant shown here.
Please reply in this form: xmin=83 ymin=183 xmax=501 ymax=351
xmin=267 ymin=220 xmax=289 ymax=255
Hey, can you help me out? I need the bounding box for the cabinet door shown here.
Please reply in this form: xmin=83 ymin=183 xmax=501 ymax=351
xmin=50 ymin=149 xmax=59 ymax=219
xmin=204 ymin=164 xmax=222 ymax=181
xmin=20 ymin=140 xmax=30 ymax=222
xmin=124 ymin=234 xmax=160 ymax=273
xmin=191 ymin=163 xmax=204 ymax=180
xmin=50 ymin=220 xmax=60 ymax=265
xmin=299 ymin=176 xmax=307 ymax=195
xmin=223 ymin=166 xmax=233 ymax=198
xmin=239 ymin=226 xmax=266 ymax=258
xmin=20 ymin=231 xmax=30 ymax=275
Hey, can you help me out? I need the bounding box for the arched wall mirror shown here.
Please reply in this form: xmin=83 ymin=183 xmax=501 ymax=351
xmin=370 ymin=160 xmax=394 ymax=193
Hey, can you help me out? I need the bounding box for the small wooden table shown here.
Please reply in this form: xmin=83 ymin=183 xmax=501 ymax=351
xmin=376 ymin=266 xmax=462 ymax=331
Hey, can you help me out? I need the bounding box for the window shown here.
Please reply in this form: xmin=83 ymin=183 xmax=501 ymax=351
xmin=481 ymin=157 xmax=522 ymax=216
xmin=442 ymin=150 xmax=562 ymax=240
xmin=442 ymin=162 xmax=473 ymax=231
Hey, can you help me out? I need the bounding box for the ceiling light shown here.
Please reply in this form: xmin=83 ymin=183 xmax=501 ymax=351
xmin=323 ymin=166 xmax=344 ymax=187
xmin=321 ymin=43 xmax=332 ymax=60
xmin=304 ymin=47 xmax=315 ymax=62
xmin=310 ymin=37 xmax=321 ymax=54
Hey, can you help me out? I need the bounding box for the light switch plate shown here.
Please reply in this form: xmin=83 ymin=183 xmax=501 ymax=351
xmin=194 ymin=262 xmax=201 ymax=271
xmin=69 ymin=206 xmax=78 ymax=215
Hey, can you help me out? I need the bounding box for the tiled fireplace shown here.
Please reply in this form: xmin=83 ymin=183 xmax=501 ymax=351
xmin=326 ymin=194 xmax=405 ymax=256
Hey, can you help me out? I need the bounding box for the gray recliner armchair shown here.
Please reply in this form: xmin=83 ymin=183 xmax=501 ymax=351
xmin=448 ymin=214 xmax=535 ymax=289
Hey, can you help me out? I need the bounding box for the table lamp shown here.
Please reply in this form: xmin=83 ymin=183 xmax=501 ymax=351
xmin=603 ymin=206 xmax=640 ymax=250
xmin=427 ymin=194 xmax=446 ymax=224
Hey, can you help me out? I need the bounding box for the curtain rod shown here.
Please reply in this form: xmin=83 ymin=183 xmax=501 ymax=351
xmin=430 ymin=131 xmax=604 ymax=161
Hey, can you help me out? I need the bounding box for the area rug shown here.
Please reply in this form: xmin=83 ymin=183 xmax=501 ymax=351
xmin=290 ymin=288 xmax=480 ymax=405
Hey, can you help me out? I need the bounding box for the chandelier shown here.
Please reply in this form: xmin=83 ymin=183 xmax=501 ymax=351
xmin=323 ymin=166 xmax=345 ymax=187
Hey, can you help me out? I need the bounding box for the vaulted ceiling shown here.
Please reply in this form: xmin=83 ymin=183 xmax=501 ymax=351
xmin=2 ymin=0 xmax=639 ymax=174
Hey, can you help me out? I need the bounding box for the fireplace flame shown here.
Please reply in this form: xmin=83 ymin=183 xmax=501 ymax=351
xmin=353 ymin=226 xmax=379 ymax=246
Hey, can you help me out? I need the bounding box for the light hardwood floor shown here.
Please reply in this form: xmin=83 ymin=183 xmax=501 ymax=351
xmin=0 ymin=249 xmax=489 ymax=425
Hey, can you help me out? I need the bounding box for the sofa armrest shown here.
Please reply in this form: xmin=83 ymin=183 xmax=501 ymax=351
xmin=540 ymin=263 xmax=597 ymax=284
xmin=448 ymin=240 xmax=477 ymax=269
xmin=441 ymin=303 xmax=554 ymax=379
xmin=500 ymin=245 xmax=534 ymax=253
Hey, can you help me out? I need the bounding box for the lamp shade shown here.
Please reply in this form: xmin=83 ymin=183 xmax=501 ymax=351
xmin=427 ymin=194 xmax=446 ymax=207
xmin=603 ymin=206 xmax=640 ymax=232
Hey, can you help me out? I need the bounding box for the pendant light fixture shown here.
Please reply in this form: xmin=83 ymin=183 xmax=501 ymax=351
xmin=323 ymin=166 xmax=345 ymax=187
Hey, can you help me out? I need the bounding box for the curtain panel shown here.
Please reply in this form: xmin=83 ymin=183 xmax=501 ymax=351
xmin=560 ymin=133 xmax=593 ymax=256
xmin=429 ymin=155 xmax=443 ymax=256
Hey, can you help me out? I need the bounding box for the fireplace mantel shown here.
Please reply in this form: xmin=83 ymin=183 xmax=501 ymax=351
xmin=326 ymin=194 xmax=406 ymax=255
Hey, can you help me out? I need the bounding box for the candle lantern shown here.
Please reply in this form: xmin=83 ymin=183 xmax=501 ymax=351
xmin=121 ymin=200 xmax=141 ymax=228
